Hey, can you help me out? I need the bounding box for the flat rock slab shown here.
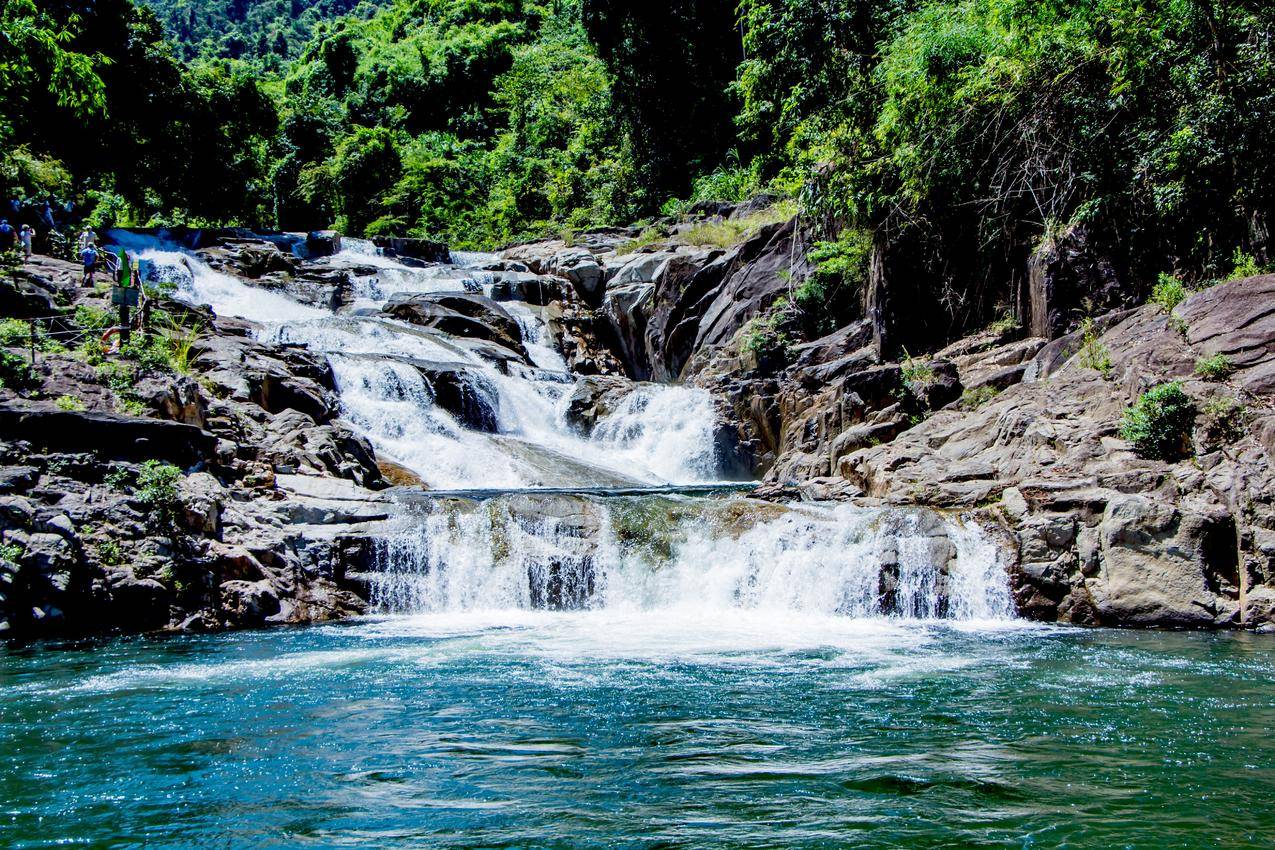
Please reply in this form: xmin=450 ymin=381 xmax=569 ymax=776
xmin=0 ymin=406 xmax=216 ymax=467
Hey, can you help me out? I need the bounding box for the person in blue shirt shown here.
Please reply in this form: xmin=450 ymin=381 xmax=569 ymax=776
xmin=81 ymin=244 xmax=99 ymax=287
xmin=0 ymin=220 xmax=15 ymax=252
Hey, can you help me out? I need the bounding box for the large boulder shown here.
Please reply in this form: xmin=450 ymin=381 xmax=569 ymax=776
xmin=1180 ymin=274 xmax=1275 ymax=393
xmin=488 ymin=273 xmax=567 ymax=306
xmin=603 ymin=282 xmax=655 ymax=380
xmin=0 ymin=406 xmax=216 ymax=467
xmin=1028 ymin=223 xmax=1127 ymax=339
xmin=371 ymin=237 xmax=450 ymax=265
xmin=563 ymin=376 xmax=636 ymax=434
xmin=383 ymin=292 xmax=526 ymax=359
xmin=550 ymin=249 xmax=606 ymax=306
xmin=1090 ymin=496 xmax=1237 ymax=628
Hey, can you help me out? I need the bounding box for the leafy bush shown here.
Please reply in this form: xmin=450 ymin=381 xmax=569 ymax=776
xmin=1077 ymin=318 xmax=1113 ymax=379
xmin=0 ymin=351 xmax=39 ymax=392
xmin=0 ymin=539 xmax=23 ymax=566
xmin=116 ymin=460 xmax=185 ymax=527
xmin=95 ymin=539 xmax=123 ymax=567
xmin=1120 ymin=382 xmax=1196 ymax=461
xmin=740 ymin=303 xmax=794 ymax=368
xmin=73 ymin=305 xmax=115 ymax=332
xmin=1151 ymin=275 xmax=1189 ymax=313
xmin=901 ymin=352 xmax=936 ymax=392
xmin=54 ymin=394 xmax=85 ymax=412
xmin=1194 ymin=354 xmax=1234 ymax=381
xmin=795 ymin=228 xmax=872 ymax=334
xmin=1231 ymin=249 xmax=1263 ymax=279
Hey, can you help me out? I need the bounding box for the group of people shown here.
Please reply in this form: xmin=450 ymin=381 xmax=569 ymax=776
xmin=0 ymin=219 xmax=38 ymax=260
xmin=77 ymin=227 xmax=140 ymax=290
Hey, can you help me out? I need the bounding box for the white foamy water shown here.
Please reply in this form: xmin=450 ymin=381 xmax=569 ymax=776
xmin=104 ymin=229 xmax=1016 ymax=626
xmin=114 ymin=231 xmax=730 ymax=489
xmin=370 ymin=498 xmax=1015 ymax=623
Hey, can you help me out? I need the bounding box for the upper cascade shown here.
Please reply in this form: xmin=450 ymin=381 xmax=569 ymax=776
xmin=109 ymin=230 xmax=734 ymax=491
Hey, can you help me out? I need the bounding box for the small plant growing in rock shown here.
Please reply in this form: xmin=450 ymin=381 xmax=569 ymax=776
xmin=1151 ymin=274 xmax=1189 ymax=312
xmin=1198 ymin=397 xmax=1250 ymax=448
xmin=104 ymin=467 xmax=132 ymax=490
xmin=1120 ymin=381 xmax=1196 ymax=460
xmin=741 ymin=303 xmax=794 ymax=369
xmin=1077 ymin=318 xmax=1113 ymax=379
xmin=901 ymin=350 xmax=936 ymax=391
xmin=1230 ymin=248 xmax=1263 ymax=279
xmin=0 ymin=539 xmax=23 ymax=567
xmin=136 ymin=461 xmax=184 ymax=527
xmin=959 ymin=385 xmax=1001 ymax=410
xmin=0 ymin=351 xmax=40 ymax=392
xmin=1194 ymin=354 xmax=1234 ymax=381
xmin=96 ymin=539 xmax=124 ymax=567
xmin=54 ymin=394 xmax=86 ymax=412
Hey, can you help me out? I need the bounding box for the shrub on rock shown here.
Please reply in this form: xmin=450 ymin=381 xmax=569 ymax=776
xmin=1120 ymin=382 xmax=1196 ymax=461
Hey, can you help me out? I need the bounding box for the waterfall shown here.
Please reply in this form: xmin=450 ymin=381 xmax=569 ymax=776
xmin=368 ymin=496 xmax=1014 ymax=622
xmin=105 ymin=229 xmax=1017 ymax=623
xmin=114 ymin=231 xmax=732 ymax=490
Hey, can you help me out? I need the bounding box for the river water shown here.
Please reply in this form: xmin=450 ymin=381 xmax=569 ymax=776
xmin=3 ymin=620 xmax=1273 ymax=848
xmin=8 ymin=233 xmax=1267 ymax=847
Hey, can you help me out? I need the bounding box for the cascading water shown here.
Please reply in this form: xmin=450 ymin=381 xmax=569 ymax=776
xmin=114 ymin=231 xmax=727 ymax=488
xmin=105 ymin=228 xmax=1016 ymax=623
xmin=369 ymin=495 xmax=1014 ymax=622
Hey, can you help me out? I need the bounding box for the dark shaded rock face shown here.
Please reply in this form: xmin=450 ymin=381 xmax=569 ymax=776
xmin=423 ymin=365 xmax=501 ymax=433
xmin=371 ymin=237 xmax=450 ymax=265
xmin=0 ymin=408 xmax=216 ymax=467
xmin=563 ymin=376 xmax=636 ymax=434
xmin=1028 ymin=224 xmax=1128 ymax=339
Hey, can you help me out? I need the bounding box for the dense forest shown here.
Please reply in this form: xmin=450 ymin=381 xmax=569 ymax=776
xmin=4 ymin=0 xmax=1274 ymax=345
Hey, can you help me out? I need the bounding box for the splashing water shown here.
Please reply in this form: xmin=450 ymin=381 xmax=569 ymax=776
xmin=370 ymin=496 xmax=1014 ymax=623
xmin=111 ymin=231 xmax=732 ymax=489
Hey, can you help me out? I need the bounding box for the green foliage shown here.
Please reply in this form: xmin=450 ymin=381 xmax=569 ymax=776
xmin=54 ymin=394 xmax=86 ymax=412
xmin=1120 ymin=382 xmax=1196 ymax=461
xmin=0 ymin=539 xmax=23 ymax=566
xmin=0 ymin=351 xmax=39 ymax=392
xmin=136 ymin=460 xmax=184 ymax=522
xmin=0 ymin=318 xmax=33 ymax=348
xmin=73 ymin=305 xmax=115 ymax=332
xmin=795 ymin=227 xmax=872 ymax=334
xmin=901 ymin=351 xmax=935 ymax=392
xmin=121 ymin=334 xmax=177 ymax=372
xmin=959 ymin=385 xmax=1001 ymax=411
xmin=675 ymin=202 xmax=796 ymax=250
xmin=687 ymin=163 xmax=762 ymax=205
xmin=616 ymin=226 xmax=667 ymax=256
xmin=1077 ymin=318 xmax=1113 ymax=379
xmin=1230 ymin=249 xmax=1264 ymax=279
xmin=740 ymin=301 xmax=794 ymax=369
xmin=95 ymin=538 xmax=124 ymax=567
xmin=1151 ymin=275 xmax=1189 ymax=313
xmin=1194 ymin=354 xmax=1234 ymax=381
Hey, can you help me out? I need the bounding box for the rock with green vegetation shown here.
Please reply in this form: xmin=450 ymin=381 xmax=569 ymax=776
xmin=1120 ymin=383 xmax=1196 ymax=461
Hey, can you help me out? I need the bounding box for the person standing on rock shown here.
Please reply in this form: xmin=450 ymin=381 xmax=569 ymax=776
xmin=81 ymin=242 xmax=99 ymax=287
xmin=0 ymin=220 xmax=15 ymax=253
xmin=18 ymin=224 xmax=35 ymax=261
xmin=77 ymin=227 xmax=96 ymax=253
